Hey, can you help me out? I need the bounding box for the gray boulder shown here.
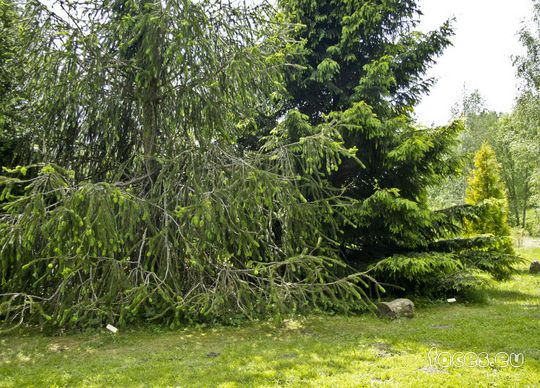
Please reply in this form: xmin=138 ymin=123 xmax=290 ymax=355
xmin=377 ymin=298 xmax=415 ymax=318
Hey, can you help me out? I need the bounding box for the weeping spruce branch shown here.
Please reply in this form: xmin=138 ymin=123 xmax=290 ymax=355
xmin=0 ymin=135 xmax=377 ymax=329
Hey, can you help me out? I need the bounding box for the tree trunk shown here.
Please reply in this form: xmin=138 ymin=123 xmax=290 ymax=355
xmin=521 ymin=188 xmax=529 ymax=229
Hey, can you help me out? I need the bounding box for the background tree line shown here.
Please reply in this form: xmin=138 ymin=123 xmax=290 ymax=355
xmin=429 ymin=8 xmax=540 ymax=237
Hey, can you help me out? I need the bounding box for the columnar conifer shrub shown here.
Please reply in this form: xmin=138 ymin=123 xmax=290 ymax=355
xmin=465 ymin=143 xmax=512 ymax=237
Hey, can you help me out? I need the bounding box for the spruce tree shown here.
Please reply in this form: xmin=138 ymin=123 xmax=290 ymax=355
xmin=0 ymin=0 xmax=375 ymax=329
xmin=278 ymin=0 xmax=461 ymax=260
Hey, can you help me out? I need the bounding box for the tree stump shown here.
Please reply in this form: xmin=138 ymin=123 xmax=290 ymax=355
xmin=377 ymin=298 xmax=415 ymax=319
xmin=530 ymin=260 xmax=540 ymax=274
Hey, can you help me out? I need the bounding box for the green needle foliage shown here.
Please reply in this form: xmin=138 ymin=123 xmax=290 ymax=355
xmin=372 ymin=235 xmax=522 ymax=297
xmin=277 ymin=0 xmax=464 ymax=259
xmin=0 ymin=0 xmax=29 ymax=168
xmin=279 ymin=0 xmax=453 ymax=120
xmin=0 ymin=0 xmax=523 ymax=330
xmin=0 ymin=0 xmax=377 ymax=330
xmin=273 ymin=0 xmax=521 ymax=296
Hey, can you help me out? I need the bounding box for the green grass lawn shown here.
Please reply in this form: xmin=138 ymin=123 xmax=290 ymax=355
xmin=1 ymin=248 xmax=539 ymax=387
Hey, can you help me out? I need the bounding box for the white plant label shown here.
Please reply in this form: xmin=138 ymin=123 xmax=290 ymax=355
xmin=106 ymin=324 xmax=118 ymax=333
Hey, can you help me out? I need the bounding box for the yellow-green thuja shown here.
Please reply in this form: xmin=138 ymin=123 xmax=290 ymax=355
xmin=465 ymin=143 xmax=511 ymax=237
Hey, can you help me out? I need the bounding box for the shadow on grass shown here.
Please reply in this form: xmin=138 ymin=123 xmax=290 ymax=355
xmin=2 ymin=258 xmax=540 ymax=386
xmin=485 ymin=288 xmax=538 ymax=302
xmin=2 ymin=305 xmax=539 ymax=387
xmin=513 ymin=266 xmax=537 ymax=275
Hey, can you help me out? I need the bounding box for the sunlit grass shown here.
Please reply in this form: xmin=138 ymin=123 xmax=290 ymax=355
xmin=1 ymin=248 xmax=539 ymax=387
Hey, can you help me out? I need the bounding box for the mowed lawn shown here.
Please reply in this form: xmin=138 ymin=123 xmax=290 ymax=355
xmin=1 ymin=248 xmax=539 ymax=387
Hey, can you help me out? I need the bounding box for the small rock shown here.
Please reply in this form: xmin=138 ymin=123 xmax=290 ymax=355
xmin=207 ymin=352 xmax=220 ymax=358
xmin=377 ymin=298 xmax=414 ymax=318
xmin=530 ymin=260 xmax=540 ymax=274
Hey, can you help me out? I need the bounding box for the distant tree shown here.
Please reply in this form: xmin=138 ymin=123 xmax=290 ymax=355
xmin=440 ymin=85 xmax=538 ymax=229
xmin=465 ymin=143 xmax=511 ymax=236
xmin=501 ymin=0 xmax=540 ymax=229
xmin=514 ymin=0 xmax=540 ymax=94
xmin=428 ymin=89 xmax=498 ymax=210
xmin=456 ymin=90 xmax=499 ymax=160
xmin=491 ymin=110 xmax=538 ymax=229
xmin=440 ymin=88 xmax=538 ymax=230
